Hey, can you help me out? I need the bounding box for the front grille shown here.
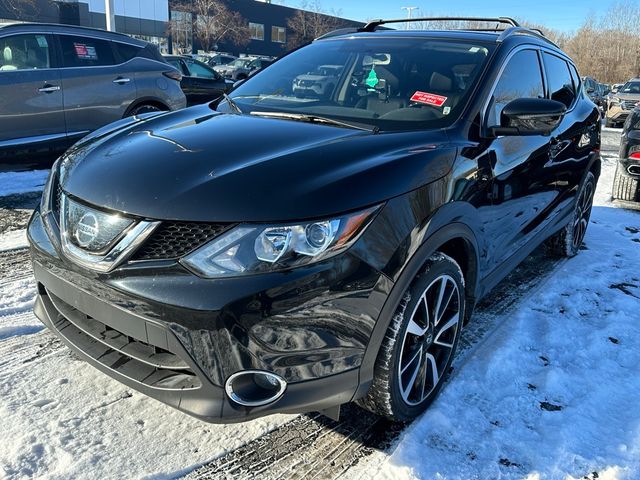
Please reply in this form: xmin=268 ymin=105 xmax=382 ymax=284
xmin=46 ymin=289 xmax=201 ymax=390
xmin=132 ymin=221 xmax=231 ymax=261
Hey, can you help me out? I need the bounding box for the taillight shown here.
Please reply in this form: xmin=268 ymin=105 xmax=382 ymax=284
xmin=629 ymin=152 xmax=640 ymax=160
xmin=163 ymin=70 xmax=182 ymax=82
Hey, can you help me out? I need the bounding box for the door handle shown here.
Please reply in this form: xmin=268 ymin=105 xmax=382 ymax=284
xmin=113 ymin=77 xmax=131 ymax=85
xmin=38 ymin=84 xmax=60 ymax=93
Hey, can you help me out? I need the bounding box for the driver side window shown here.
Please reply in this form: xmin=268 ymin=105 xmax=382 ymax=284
xmin=486 ymin=49 xmax=544 ymax=127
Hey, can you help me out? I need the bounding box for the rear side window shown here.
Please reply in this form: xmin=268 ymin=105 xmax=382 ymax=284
xmin=486 ymin=49 xmax=544 ymax=126
xmin=0 ymin=34 xmax=51 ymax=71
xmin=112 ymin=42 xmax=141 ymax=63
xmin=59 ymin=35 xmax=115 ymax=67
xmin=186 ymin=60 xmax=216 ymax=79
xmin=543 ymin=53 xmax=575 ymax=108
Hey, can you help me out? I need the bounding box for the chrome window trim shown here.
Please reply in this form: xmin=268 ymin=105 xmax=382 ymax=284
xmin=59 ymin=194 xmax=160 ymax=273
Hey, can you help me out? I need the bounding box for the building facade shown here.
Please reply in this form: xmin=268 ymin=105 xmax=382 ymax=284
xmin=1 ymin=0 xmax=361 ymax=58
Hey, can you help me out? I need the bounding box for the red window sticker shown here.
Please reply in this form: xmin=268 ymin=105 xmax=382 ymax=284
xmin=410 ymin=91 xmax=448 ymax=107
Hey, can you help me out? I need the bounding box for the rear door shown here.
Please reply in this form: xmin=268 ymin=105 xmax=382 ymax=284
xmin=0 ymin=33 xmax=65 ymax=151
xmin=542 ymin=53 xmax=597 ymax=216
xmin=182 ymin=58 xmax=228 ymax=104
xmin=56 ymin=34 xmax=137 ymax=139
xmin=481 ymin=48 xmax=559 ymax=272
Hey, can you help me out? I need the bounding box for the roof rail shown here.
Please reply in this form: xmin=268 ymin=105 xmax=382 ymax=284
xmin=497 ymin=26 xmax=558 ymax=47
xmin=315 ymin=27 xmax=361 ymax=40
xmin=360 ymin=16 xmax=520 ymax=32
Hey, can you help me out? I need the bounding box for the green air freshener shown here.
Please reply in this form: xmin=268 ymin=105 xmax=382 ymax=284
xmin=365 ymin=65 xmax=379 ymax=90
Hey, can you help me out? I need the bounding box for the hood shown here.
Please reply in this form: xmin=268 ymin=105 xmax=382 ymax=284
xmin=616 ymin=92 xmax=640 ymax=101
xmin=60 ymin=105 xmax=455 ymax=222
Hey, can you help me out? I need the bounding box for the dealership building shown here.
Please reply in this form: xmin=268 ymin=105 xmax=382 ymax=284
xmin=0 ymin=0 xmax=360 ymax=57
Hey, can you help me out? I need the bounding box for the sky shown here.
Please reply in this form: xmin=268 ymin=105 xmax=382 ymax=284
xmin=297 ymin=0 xmax=622 ymax=33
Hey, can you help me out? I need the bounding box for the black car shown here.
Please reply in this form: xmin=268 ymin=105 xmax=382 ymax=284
xmin=612 ymin=106 xmax=640 ymax=202
xmin=164 ymin=55 xmax=233 ymax=106
xmin=29 ymin=17 xmax=601 ymax=424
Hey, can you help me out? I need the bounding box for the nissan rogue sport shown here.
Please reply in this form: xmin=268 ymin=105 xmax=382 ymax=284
xmin=0 ymin=23 xmax=186 ymax=167
xmin=29 ymin=17 xmax=601 ymax=423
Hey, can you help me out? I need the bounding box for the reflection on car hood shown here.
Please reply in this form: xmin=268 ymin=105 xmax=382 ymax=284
xmin=60 ymin=104 xmax=455 ymax=222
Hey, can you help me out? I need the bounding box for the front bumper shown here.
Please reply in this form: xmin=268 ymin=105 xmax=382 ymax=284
xmin=28 ymin=211 xmax=391 ymax=422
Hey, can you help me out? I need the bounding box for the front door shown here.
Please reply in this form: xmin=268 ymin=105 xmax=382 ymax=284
xmin=0 ymin=33 xmax=66 ymax=157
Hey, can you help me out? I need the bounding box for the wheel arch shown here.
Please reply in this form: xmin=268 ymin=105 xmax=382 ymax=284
xmin=123 ymin=97 xmax=170 ymax=118
xmin=353 ymin=219 xmax=481 ymax=402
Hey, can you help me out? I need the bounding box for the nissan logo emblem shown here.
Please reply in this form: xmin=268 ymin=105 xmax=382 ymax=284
xmin=74 ymin=212 xmax=99 ymax=247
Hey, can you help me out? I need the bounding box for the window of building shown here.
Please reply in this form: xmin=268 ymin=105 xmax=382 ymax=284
xmin=271 ymin=26 xmax=286 ymax=43
xmin=543 ymin=52 xmax=576 ymax=108
xmin=59 ymin=35 xmax=115 ymax=67
xmin=250 ymin=23 xmax=264 ymax=41
xmin=170 ymin=10 xmax=193 ymax=54
xmin=486 ymin=49 xmax=544 ymax=126
xmin=0 ymin=34 xmax=50 ymax=71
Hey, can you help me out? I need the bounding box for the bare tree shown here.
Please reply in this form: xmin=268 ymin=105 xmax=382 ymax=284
xmin=190 ymin=0 xmax=250 ymax=52
xmin=1 ymin=0 xmax=39 ymax=20
xmin=287 ymin=1 xmax=346 ymax=49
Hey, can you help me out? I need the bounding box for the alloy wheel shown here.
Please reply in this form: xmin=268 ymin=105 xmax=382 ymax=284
xmin=573 ymin=179 xmax=594 ymax=249
xmin=397 ymin=274 xmax=461 ymax=406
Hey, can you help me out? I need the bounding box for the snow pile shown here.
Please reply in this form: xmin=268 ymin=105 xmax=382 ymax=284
xmin=0 ymin=170 xmax=48 ymax=197
xmin=0 ymin=230 xmax=28 ymax=253
xmin=376 ymin=180 xmax=640 ymax=479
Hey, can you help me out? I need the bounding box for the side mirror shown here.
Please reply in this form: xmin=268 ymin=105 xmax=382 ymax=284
xmin=490 ymin=98 xmax=566 ymax=137
xmin=586 ymin=87 xmax=595 ymax=94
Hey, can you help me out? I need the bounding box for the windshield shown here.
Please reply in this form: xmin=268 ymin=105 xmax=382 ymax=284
xmin=226 ymin=37 xmax=493 ymax=131
xmin=620 ymin=81 xmax=640 ymax=94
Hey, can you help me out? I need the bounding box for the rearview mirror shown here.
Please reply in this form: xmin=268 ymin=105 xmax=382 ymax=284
xmin=490 ymin=98 xmax=567 ymax=137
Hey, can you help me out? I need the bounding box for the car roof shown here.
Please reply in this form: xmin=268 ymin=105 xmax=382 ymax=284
xmin=318 ymin=28 xmax=566 ymax=58
xmin=0 ymin=22 xmax=146 ymax=46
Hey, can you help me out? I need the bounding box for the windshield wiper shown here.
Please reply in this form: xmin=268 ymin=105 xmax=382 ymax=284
xmin=249 ymin=111 xmax=379 ymax=133
xmin=221 ymin=93 xmax=243 ymax=115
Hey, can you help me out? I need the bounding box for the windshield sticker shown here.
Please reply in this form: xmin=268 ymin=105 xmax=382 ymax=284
xmin=36 ymin=35 xmax=48 ymax=48
xmin=365 ymin=66 xmax=379 ymax=90
xmin=443 ymin=106 xmax=451 ymax=115
xmin=410 ymin=91 xmax=448 ymax=107
xmin=74 ymin=43 xmax=98 ymax=60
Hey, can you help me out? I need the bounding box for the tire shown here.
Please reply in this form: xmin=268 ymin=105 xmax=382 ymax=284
xmin=546 ymin=171 xmax=595 ymax=257
xmin=358 ymin=252 xmax=465 ymax=422
xmin=612 ymin=163 xmax=640 ymax=202
xmin=125 ymin=103 xmax=164 ymax=117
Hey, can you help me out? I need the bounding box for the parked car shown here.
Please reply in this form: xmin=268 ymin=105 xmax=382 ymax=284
xmin=0 ymin=23 xmax=186 ymax=166
xmin=214 ymin=56 xmax=273 ymax=80
xmin=208 ymin=53 xmax=237 ymax=67
xmin=30 ymin=17 xmax=601 ymax=424
xmin=606 ymin=78 xmax=640 ymax=127
xmin=582 ymin=76 xmax=605 ymax=109
xmin=292 ymin=64 xmax=343 ymax=97
xmin=612 ymin=105 xmax=640 ymax=201
xmin=164 ymin=55 xmax=233 ymax=105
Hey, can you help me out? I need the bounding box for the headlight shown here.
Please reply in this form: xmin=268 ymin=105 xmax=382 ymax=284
xmin=610 ymin=97 xmax=620 ymax=106
xmin=181 ymin=206 xmax=380 ymax=278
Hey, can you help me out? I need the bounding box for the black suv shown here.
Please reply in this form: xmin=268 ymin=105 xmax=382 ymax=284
xmin=613 ymin=106 xmax=640 ymax=202
xmin=29 ymin=17 xmax=600 ymax=423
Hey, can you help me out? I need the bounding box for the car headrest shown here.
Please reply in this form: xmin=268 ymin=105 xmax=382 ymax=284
xmin=3 ymin=46 xmax=12 ymax=63
xmin=430 ymin=71 xmax=452 ymax=92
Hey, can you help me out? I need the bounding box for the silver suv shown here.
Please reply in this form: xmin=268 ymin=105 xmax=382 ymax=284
xmin=0 ymin=23 xmax=186 ymax=167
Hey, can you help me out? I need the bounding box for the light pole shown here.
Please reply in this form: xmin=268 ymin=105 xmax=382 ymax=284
xmin=105 ymin=0 xmax=115 ymax=32
xmin=400 ymin=6 xmax=418 ymax=29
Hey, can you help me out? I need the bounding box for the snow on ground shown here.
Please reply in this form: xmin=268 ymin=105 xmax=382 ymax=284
xmin=369 ymin=151 xmax=640 ymax=479
xmin=0 ymin=170 xmax=48 ymax=197
xmin=0 ymin=230 xmax=28 ymax=253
